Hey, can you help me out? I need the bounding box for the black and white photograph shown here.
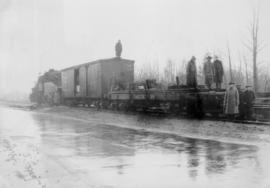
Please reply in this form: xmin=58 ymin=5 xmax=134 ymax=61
xmin=0 ymin=0 xmax=270 ymax=187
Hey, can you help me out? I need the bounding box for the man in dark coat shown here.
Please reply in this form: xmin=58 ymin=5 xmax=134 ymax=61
xmin=203 ymin=55 xmax=214 ymax=89
xmin=213 ymin=56 xmax=224 ymax=89
xmin=242 ymin=85 xmax=255 ymax=120
xmin=115 ymin=40 xmax=122 ymax=57
xmin=186 ymin=56 xmax=197 ymax=88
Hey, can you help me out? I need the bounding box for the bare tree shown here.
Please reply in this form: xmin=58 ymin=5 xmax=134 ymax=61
xmin=235 ymin=53 xmax=245 ymax=86
xmin=135 ymin=61 xmax=160 ymax=82
xmin=243 ymin=7 xmax=266 ymax=93
xmin=175 ymin=59 xmax=187 ymax=85
xmin=163 ymin=59 xmax=176 ymax=84
xmin=238 ymin=53 xmax=242 ymax=74
xmin=262 ymin=72 xmax=269 ymax=92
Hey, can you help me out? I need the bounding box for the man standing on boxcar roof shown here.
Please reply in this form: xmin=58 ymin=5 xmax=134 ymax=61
xmin=203 ymin=55 xmax=214 ymax=90
xmin=115 ymin=40 xmax=122 ymax=58
xmin=186 ymin=56 xmax=197 ymax=88
xmin=213 ymin=55 xmax=224 ymax=90
xmin=224 ymin=82 xmax=239 ymax=119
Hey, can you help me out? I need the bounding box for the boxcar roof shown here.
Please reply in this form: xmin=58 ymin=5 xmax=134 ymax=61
xmin=61 ymin=57 xmax=134 ymax=71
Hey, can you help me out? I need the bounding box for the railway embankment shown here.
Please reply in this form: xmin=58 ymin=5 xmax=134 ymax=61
xmin=28 ymin=105 xmax=270 ymax=145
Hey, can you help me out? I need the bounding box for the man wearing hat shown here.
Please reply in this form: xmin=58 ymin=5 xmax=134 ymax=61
xmin=224 ymin=82 xmax=239 ymax=119
xmin=213 ymin=55 xmax=224 ymax=90
xmin=186 ymin=56 xmax=197 ymax=88
xmin=203 ymin=55 xmax=214 ymax=89
xmin=242 ymin=85 xmax=255 ymax=120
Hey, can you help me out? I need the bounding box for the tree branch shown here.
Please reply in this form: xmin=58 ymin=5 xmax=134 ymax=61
xmin=243 ymin=42 xmax=253 ymax=52
xmin=258 ymin=42 xmax=267 ymax=53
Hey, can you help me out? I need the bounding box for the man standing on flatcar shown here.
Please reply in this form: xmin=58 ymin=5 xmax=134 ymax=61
xmin=213 ymin=55 xmax=224 ymax=90
xmin=242 ymin=85 xmax=255 ymax=120
xmin=186 ymin=56 xmax=197 ymax=88
xmin=203 ymin=55 xmax=214 ymax=90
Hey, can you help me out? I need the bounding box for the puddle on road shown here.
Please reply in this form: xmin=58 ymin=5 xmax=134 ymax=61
xmin=0 ymin=107 xmax=270 ymax=188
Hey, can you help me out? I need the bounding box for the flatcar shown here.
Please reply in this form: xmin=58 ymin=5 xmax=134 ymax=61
xmin=109 ymin=81 xmax=225 ymax=117
xmin=109 ymin=82 xmax=270 ymax=121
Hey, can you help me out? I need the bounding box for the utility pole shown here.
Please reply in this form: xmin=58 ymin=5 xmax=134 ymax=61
xmin=227 ymin=43 xmax=233 ymax=82
xmin=243 ymin=55 xmax=249 ymax=85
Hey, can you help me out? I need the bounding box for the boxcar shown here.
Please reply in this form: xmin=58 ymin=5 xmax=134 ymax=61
xmin=61 ymin=57 xmax=134 ymax=105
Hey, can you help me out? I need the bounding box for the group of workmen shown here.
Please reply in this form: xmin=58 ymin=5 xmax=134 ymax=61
xmin=186 ymin=54 xmax=255 ymax=120
xmin=186 ymin=55 xmax=224 ymax=89
xmin=224 ymin=82 xmax=255 ymax=120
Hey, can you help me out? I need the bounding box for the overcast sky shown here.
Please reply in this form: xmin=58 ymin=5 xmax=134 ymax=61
xmin=0 ymin=0 xmax=269 ymax=94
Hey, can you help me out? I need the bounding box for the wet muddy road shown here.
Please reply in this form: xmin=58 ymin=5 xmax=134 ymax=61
xmin=0 ymin=106 xmax=270 ymax=188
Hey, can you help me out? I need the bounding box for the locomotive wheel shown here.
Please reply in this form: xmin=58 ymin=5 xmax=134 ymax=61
xmin=96 ymin=100 xmax=102 ymax=110
xmin=211 ymin=112 xmax=220 ymax=118
xmin=109 ymin=102 xmax=117 ymax=111
xmin=169 ymin=103 xmax=178 ymax=113
xmin=118 ymin=102 xmax=128 ymax=111
xmin=101 ymin=100 xmax=109 ymax=109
